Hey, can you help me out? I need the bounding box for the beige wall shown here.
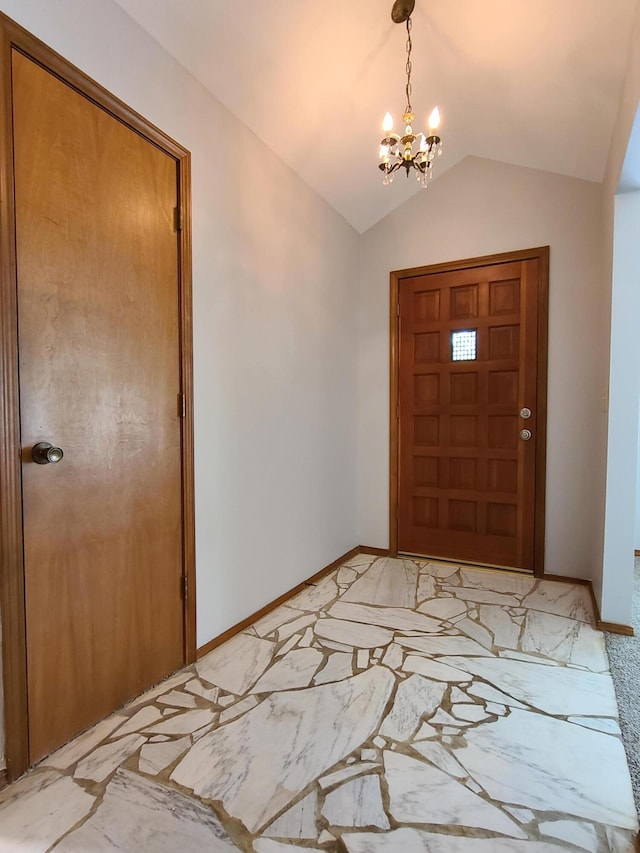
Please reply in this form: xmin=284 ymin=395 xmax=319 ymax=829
xmin=357 ymin=156 xmax=605 ymax=581
xmin=598 ymin=1 xmax=640 ymax=624
xmin=602 ymin=192 xmax=640 ymax=622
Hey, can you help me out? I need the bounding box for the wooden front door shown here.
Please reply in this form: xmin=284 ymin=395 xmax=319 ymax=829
xmin=392 ymin=250 xmax=548 ymax=572
xmin=12 ymin=50 xmax=187 ymax=763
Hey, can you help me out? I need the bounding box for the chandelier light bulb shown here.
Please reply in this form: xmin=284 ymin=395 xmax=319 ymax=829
xmin=383 ymin=112 xmax=394 ymax=133
xmin=428 ymin=106 xmax=441 ymax=131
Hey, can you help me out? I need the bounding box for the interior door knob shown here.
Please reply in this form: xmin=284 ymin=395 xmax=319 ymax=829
xmin=519 ymin=429 xmax=532 ymax=441
xmin=32 ymin=442 xmax=64 ymax=464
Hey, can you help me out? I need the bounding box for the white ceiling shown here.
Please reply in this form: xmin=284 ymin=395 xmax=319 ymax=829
xmin=113 ymin=0 xmax=639 ymax=233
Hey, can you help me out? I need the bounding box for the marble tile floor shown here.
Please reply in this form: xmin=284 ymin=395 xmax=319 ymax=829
xmin=1 ymin=555 xmax=638 ymax=852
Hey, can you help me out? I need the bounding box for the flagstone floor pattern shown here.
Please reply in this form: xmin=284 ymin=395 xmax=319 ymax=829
xmin=0 ymin=555 xmax=637 ymax=851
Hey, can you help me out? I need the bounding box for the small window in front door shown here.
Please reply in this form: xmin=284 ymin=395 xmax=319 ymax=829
xmin=451 ymin=329 xmax=477 ymax=361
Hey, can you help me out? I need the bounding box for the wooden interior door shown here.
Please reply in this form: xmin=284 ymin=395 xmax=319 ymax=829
xmin=13 ymin=50 xmax=185 ymax=762
xmin=395 ymin=254 xmax=546 ymax=571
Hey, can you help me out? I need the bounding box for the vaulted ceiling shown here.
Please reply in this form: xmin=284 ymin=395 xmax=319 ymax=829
xmin=113 ymin=0 xmax=639 ymax=232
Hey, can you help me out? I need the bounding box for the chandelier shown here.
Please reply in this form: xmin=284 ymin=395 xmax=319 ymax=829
xmin=378 ymin=0 xmax=442 ymax=187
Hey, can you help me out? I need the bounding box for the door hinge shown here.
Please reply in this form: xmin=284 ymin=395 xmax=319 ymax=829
xmin=178 ymin=393 xmax=186 ymax=418
xmin=396 ymin=403 xmax=400 ymax=420
xmin=396 ymin=302 xmax=400 ymax=318
xmin=173 ymin=206 xmax=183 ymax=232
xmin=182 ymin=575 xmax=188 ymax=601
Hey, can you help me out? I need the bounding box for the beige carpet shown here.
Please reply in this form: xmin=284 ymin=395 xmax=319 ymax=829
xmin=606 ymin=557 xmax=640 ymax=818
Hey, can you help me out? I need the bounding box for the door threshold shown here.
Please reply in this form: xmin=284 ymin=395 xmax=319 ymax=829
xmin=397 ymin=551 xmax=535 ymax=576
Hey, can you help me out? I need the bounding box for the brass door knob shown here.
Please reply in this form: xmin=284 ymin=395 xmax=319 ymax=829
xmin=32 ymin=442 xmax=64 ymax=464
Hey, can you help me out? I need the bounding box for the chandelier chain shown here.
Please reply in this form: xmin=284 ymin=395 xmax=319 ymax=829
xmin=405 ymin=17 xmax=413 ymax=113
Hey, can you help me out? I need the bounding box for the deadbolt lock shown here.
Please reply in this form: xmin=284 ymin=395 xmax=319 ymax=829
xmin=520 ymin=407 xmax=532 ymax=419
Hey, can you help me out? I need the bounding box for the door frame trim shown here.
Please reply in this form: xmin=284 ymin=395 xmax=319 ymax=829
xmin=389 ymin=246 xmax=549 ymax=574
xmin=0 ymin=13 xmax=196 ymax=780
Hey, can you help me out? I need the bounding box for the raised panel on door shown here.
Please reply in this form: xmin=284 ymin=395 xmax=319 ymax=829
xmin=13 ymin=50 xmax=185 ymax=762
xmin=397 ymin=257 xmax=541 ymax=570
